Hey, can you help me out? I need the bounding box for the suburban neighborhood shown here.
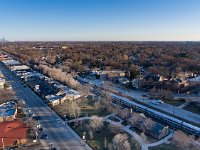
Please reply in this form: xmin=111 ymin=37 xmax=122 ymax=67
xmin=1 ymin=0 xmax=200 ymax=150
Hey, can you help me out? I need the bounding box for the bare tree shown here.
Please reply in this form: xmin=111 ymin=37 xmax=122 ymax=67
xmin=129 ymin=113 xmax=146 ymax=132
xmin=143 ymin=118 xmax=156 ymax=131
xmin=68 ymin=101 xmax=81 ymax=119
xmin=109 ymin=124 xmax=123 ymax=135
xmin=0 ymin=89 xmax=15 ymax=103
xmin=113 ymin=105 xmax=122 ymax=115
xmin=112 ymin=134 xmax=131 ymax=150
xmin=119 ymin=108 xmax=130 ymax=120
xmin=89 ymin=129 xmax=94 ymax=140
xmin=94 ymin=100 xmax=101 ymax=112
xmin=172 ymin=130 xmax=200 ymax=150
xmin=90 ymin=116 xmax=104 ymax=132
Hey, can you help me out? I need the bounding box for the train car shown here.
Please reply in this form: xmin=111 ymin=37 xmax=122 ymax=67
xmin=110 ymin=93 xmax=200 ymax=136
xmin=145 ymin=108 xmax=162 ymax=120
xmin=135 ymin=104 xmax=147 ymax=113
xmin=181 ymin=122 xmax=200 ymax=136
xmin=160 ymin=113 xmax=183 ymax=129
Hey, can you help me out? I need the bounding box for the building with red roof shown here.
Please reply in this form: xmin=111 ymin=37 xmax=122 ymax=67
xmin=0 ymin=120 xmax=27 ymax=148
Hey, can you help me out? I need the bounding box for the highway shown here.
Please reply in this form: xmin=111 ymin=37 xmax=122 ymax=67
xmin=0 ymin=62 xmax=92 ymax=150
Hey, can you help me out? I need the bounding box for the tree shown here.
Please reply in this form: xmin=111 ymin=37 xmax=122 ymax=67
xmin=143 ymin=118 xmax=155 ymax=131
xmin=68 ymin=101 xmax=81 ymax=119
xmin=119 ymin=108 xmax=130 ymax=120
xmin=90 ymin=116 xmax=104 ymax=132
xmin=94 ymin=100 xmax=101 ymax=112
xmin=89 ymin=129 xmax=94 ymax=140
xmin=113 ymin=105 xmax=122 ymax=115
xmin=172 ymin=130 xmax=200 ymax=150
xmin=0 ymin=89 xmax=15 ymax=103
xmin=109 ymin=124 xmax=123 ymax=135
xmin=129 ymin=113 xmax=146 ymax=131
xmin=112 ymin=134 xmax=131 ymax=150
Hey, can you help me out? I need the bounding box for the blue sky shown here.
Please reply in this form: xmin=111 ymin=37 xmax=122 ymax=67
xmin=0 ymin=0 xmax=200 ymax=41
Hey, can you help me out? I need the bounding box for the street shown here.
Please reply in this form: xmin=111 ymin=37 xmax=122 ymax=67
xmin=0 ymin=62 xmax=91 ymax=150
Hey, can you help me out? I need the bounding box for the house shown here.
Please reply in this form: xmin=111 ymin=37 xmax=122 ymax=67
xmin=10 ymin=65 xmax=30 ymax=72
xmin=2 ymin=59 xmax=21 ymax=66
xmin=0 ymin=120 xmax=27 ymax=149
xmin=0 ymin=101 xmax=17 ymax=122
xmin=129 ymin=113 xmax=169 ymax=140
xmin=57 ymin=87 xmax=81 ymax=102
xmin=45 ymin=94 xmax=62 ymax=106
xmin=146 ymin=123 xmax=169 ymax=140
xmin=0 ymin=54 xmax=8 ymax=61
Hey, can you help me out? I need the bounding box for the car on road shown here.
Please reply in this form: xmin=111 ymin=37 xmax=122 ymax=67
xmin=38 ymin=127 xmax=43 ymax=133
xmin=41 ymin=134 xmax=48 ymax=139
xmin=32 ymin=115 xmax=41 ymax=120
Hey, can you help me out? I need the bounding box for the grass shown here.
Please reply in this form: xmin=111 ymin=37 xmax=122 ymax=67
xmin=183 ymin=103 xmax=200 ymax=115
xmin=162 ymin=98 xmax=185 ymax=106
xmin=149 ymin=143 xmax=178 ymax=150
xmin=69 ymin=120 xmax=141 ymax=150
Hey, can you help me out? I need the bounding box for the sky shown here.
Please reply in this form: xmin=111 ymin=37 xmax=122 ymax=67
xmin=0 ymin=0 xmax=200 ymax=41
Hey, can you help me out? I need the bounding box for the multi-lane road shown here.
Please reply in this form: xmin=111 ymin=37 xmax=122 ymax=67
xmin=0 ymin=62 xmax=91 ymax=150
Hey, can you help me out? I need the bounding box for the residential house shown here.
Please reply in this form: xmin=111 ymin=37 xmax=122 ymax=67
xmin=0 ymin=120 xmax=27 ymax=148
xmin=146 ymin=123 xmax=169 ymax=140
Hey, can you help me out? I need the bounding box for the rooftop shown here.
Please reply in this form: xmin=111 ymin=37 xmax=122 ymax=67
xmin=0 ymin=120 xmax=27 ymax=148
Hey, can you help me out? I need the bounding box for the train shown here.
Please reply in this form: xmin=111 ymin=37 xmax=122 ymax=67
xmin=111 ymin=94 xmax=200 ymax=137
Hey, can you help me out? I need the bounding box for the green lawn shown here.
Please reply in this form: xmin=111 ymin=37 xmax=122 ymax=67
xmin=69 ymin=120 xmax=141 ymax=150
xmin=149 ymin=143 xmax=178 ymax=150
xmin=183 ymin=103 xmax=200 ymax=115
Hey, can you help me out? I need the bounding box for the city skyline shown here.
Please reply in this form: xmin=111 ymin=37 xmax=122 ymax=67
xmin=1 ymin=0 xmax=200 ymax=41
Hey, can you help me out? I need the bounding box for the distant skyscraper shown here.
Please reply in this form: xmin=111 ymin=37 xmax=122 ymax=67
xmin=0 ymin=36 xmax=6 ymax=43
